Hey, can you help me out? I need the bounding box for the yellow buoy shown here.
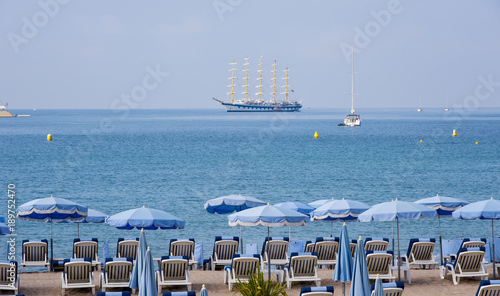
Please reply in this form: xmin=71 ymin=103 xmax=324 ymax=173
xmin=420 ymin=139 xmax=423 ymax=142
xmin=314 ymin=131 xmax=319 ymax=139
xmin=476 ymin=141 xmax=479 ymax=145
xmin=47 ymin=134 xmax=52 ymax=141
xmin=452 ymin=130 xmax=457 ymax=137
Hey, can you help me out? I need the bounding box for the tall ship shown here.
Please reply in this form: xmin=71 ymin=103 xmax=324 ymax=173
xmin=0 ymin=102 xmax=16 ymax=118
xmin=339 ymin=47 xmax=361 ymax=127
xmin=213 ymin=57 xmax=302 ymax=112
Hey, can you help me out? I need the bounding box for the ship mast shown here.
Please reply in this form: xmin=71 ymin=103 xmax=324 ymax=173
xmin=227 ymin=59 xmax=237 ymax=103
xmin=270 ymin=60 xmax=277 ymax=103
xmin=242 ymin=56 xmax=250 ymax=102
xmin=351 ymin=46 xmax=355 ymax=114
xmin=255 ymin=56 xmax=263 ymax=103
xmin=281 ymin=67 xmax=289 ymax=102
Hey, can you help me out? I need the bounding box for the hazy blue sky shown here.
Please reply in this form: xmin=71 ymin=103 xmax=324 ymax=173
xmin=1 ymin=1 xmax=499 ymax=110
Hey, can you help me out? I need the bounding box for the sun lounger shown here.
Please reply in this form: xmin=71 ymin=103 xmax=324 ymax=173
xmin=475 ymin=279 xmax=500 ymax=296
xmin=366 ymin=251 xmax=395 ymax=282
xmin=440 ymin=247 xmax=488 ymax=285
xmin=74 ymin=238 xmax=101 ymax=271
xmin=156 ymin=255 xmax=192 ymax=294
xmin=99 ymin=257 xmax=133 ymax=292
xmin=61 ymin=258 xmax=95 ymax=296
xmin=96 ymin=292 xmax=131 ymax=296
xmin=401 ymin=238 xmax=438 ymax=269
xmin=20 ymin=239 xmax=50 ymax=272
xmin=209 ymin=236 xmax=239 ymax=270
xmin=0 ymin=261 xmax=19 ymax=294
xmin=300 ymin=286 xmax=334 ymax=295
xmin=350 ymin=239 xmax=357 ymax=258
xmin=365 ymin=237 xmax=389 ymax=252
xmin=223 ymin=254 xmax=260 ymax=291
xmin=284 ymin=252 xmax=320 ymax=289
xmin=261 ymin=237 xmax=290 ymax=270
xmin=116 ymin=238 xmax=139 ymax=261
xmin=370 ymin=281 xmax=404 ymax=296
xmin=162 ymin=292 xmax=196 ymax=296
xmin=314 ymin=237 xmax=339 ymax=269
xmin=170 ymin=239 xmax=197 ymax=268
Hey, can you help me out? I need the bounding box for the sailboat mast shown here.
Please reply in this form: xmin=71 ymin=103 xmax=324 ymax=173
xmin=242 ymin=57 xmax=250 ymax=102
xmin=227 ymin=59 xmax=237 ymax=103
xmin=351 ymin=46 xmax=355 ymax=114
xmin=271 ymin=60 xmax=277 ymax=103
xmin=255 ymin=56 xmax=263 ymax=103
xmin=281 ymin=68 xmax=289 ymax=102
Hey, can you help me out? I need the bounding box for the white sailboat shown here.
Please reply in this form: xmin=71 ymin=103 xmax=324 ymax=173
xmin=339 ymin=47 xmax=361 ymax=126
xmin=444 ymin=95 xmax=449 ymax=111
xmin=417 ymin=97 xmax=422 ymax=112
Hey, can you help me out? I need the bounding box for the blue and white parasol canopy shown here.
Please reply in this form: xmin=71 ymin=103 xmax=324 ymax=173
xmin=311 ymin=199 xmax=370 ymax=222
xmin=274 ymin=201 xmax=315 ymax=216
xmin=106 ymin=206 xmax=185 ymax=230
xmin=415 ymin=194 xmax=468 ymax=216
xmin=17 ymin=196 xmax=88 ymax=222
xmin=358 ymin=199 xmax=437 ymax=222
xmin=205 ymin=194 xmax=266 ymax=214
xmin=452 ymin=197 xmax=500 ymax=220
xmin=228 ymin=203 xmax=309 ymax=227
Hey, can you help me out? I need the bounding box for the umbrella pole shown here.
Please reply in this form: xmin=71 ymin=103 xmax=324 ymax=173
xmin=342 ymin=282 xmax=345 ymax=296
xmin=397 ymin=217 xmax=401 ymax=282
xmin=268 ymin=226 xmax=271 ymax=280
xmin=331 ymin=222 xmax=333 ymax=237
xmin=438 ymin=214 xmax=443 ymax=266
xmin=78 ymin=223 xmax=80 ymax=239
xmin=240 ymin=226 xmax=243 ymax=254
xmin=50 ymin=221 xmax=53 ymax=272
xmin=392 ymin=220 xmax=395 ymax=266
xmin=493 ymin=220 xmax=496 ymax=279
xmin=289 ymin=225 xmax=291 ymax=242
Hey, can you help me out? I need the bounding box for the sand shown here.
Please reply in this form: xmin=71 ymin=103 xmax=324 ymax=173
xmin=17 ymin=266 xmax=492 ymax=296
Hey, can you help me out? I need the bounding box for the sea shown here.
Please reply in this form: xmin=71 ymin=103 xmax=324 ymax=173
xmin=1 ymin=108 xmax=499 ymax=266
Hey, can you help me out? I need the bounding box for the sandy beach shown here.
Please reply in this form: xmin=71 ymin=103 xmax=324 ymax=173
xmin=18 ymin=267 xmax=491 ymax=296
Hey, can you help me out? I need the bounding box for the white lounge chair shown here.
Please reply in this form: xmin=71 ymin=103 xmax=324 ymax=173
xmin=20 ymin=239 xmax=50 ymax=272
xmin=365 ymin=237 xmax=389 ymax=252
xmin=440 ymin=247 xmax=488 ymax=285
xmin=74 ymin=238 xmax=101 ymax=271
xmin=284 ymin=252 xmax=320 ymax=289
xmin=401 ymin=238 xmax=438 ymax=269
xmin=116 ymin=238 xmax=139 ymax=261
xmin=371 ymin=281 xmax=405 ymax=296
xmin=314 ymin=240 xmax=338 ymax=269
xmin=156 ymin=255 xmax=192 ymax=294
xmin=99 ymin=257 xmax=133 ymax=292
xmin=366 ymin=251 xmax=396 ymax=282
xmin=261 ymin=237 xmax=290 ymax=270
xmin=61 ymin=258 xmax=95 ymax=296
xmin=300 ymin=285 xmax=334 ymax=295
xmin=0 ymin=261 xmax=19 ymax=294
xmin=350 ymin=240 xmax=357 ymax=258
xmin=170 ymin=239 xmax=197 ymax=268
xmin=223 ymin=254 xmax=260 ymax=291
xmin=210 ymin=236 xmax=239 ymax=270
xmin=475 ymin=280 xmax=500 ymax=296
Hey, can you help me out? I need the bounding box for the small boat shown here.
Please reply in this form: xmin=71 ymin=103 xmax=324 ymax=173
xmin=444 ymin=95 xmax=449 ymax=111
xmin=417 ymin=97 xmax=422 ymax=112
xmin=0 ymin=103 xmax=16 ymax=118
xmin=339 ymin=47 xmax=361 ymax=127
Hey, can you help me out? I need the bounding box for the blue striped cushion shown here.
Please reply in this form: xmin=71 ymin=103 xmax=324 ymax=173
xmin=300 ymin=286 xmax=334 ymax=294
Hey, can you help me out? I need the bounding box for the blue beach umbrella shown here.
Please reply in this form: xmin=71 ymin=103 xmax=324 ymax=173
xmin=139 ymin=246 xmax=156 ymax=296
xmin=415 ymin=194 xmax=468 ymax=265
xmin=453 ymin=197 xmax=500 ymax=279
xmin=200 ymin=284 xmax=208 ymax=296
xmin=358 ymin=199 xmax=437 ymax=281
xmin=310 ymin=198 xmax=370 ymax=236
xmin=275 ymin=201 xmax=314 ymax=240
xmin=373 ymin=276 xmax=384 ymax=296
xmin=64 ymin=209 xmax=108 ymax=238
xmin=129 ymin=229 xmax=147 ymax=291
xmin=333 ymin=223 xmax=353 ymax=296
xmin=17 ymin=196 xmax=88 ymax=271
xmin=0 ymin=216 xmax=5 ymax=223
xmin=0 ymin=223 xmax=12 ymax=235
xmin=350 ymin=236 xmax=371 ymax=296
xmin=205 ymin=194 xmax=266 ymax=252
xmin=228 ymin=203 xmax=309 ymax=279
xmin=307 ymin=198 xmax=332 ymax=209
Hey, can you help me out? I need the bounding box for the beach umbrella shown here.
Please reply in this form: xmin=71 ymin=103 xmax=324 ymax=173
xmin=17 ymin=196 xmax=88 ymax=271
xmin=228 ymin=203 xmax=309 ymax=279
xmin=106 ymin=206 xmax=185 ymax=291
xmin=0 ymin=223 xmax=12 ymax=235
xmin=0 ymin=215 xmax=5 ymax=223
xmin=358 ymin=199 xmax=437 ymax=281
xmin=308 ymin=198 xmax=333 ymax=209
xmin=452 ymin=197 xmax=500 ymax=279
xmin=373 ymin=275 xmax=384 ymax=296
xmin=275 ymin=201 xmax=314 ymax=240
xmin=333 ymin=223 xmax=353 ymax=296
xmin=200 ymin=284 xmax=208 ymax=296
xmin=139 ymin=246 xmax=156 ymax=296
xmin=310 ymin=198 xmax=370 ymax=236
xmin=205 ymin=194 xmax=266 ymax=252
xmin=415 ymin=194 xmax=468 ymax=265
xmin=65 ymin=209 xmax=108 ymax=238
xmin=350 ymin=236 xmax=371 ymax=296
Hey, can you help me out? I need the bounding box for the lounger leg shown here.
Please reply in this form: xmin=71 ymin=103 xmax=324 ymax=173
xmin=92 ymin=287 xmax=95 ymax=296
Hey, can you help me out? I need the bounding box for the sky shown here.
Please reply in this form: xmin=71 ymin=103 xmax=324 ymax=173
xmin=1 ymin=0 xmax=499 ymax=110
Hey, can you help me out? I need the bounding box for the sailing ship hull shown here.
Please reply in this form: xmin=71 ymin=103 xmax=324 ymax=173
xmin=218 ymin=101 xmax=302 ymax=112
xmin=0 ymin=110 xmax=16 ymax=118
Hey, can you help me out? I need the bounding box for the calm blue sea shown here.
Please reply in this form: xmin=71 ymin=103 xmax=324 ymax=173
xmin=1 ymin=108 xmax=499 ymax=264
